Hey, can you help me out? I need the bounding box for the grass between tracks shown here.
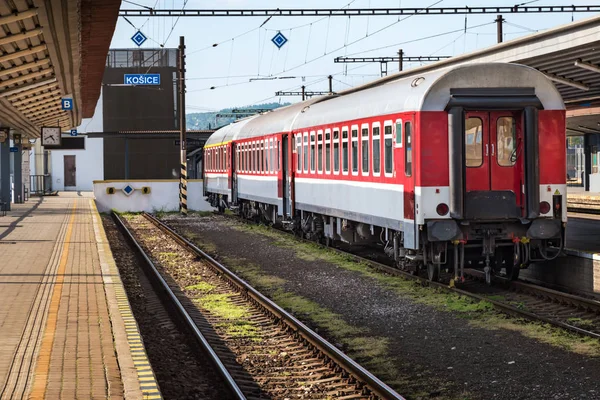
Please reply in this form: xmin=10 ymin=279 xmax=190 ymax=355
xmin=227 ymin=222 xmax=600 ymax=358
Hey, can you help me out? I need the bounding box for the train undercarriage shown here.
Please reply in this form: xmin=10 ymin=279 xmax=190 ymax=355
xmin=207 ymin=194 xmax=564 ymax=285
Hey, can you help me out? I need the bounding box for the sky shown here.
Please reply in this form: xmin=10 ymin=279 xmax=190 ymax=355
xmin=108 ymin=0 xmax=596 ymax=112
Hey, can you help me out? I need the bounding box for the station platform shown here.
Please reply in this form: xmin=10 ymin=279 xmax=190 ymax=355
xmin=0 ymin=194 xmax=160 ymax=399
xmin=567 ymin=190 xmax=600 ymax=213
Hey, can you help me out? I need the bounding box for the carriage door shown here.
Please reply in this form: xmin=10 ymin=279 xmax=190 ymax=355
xmin=465 ymin=111 xmax=523 ymax=219
xmin=281 ymin=134 xmax=290 ymax=216
xmin=231 ymin=143 xmax=238 ymax=204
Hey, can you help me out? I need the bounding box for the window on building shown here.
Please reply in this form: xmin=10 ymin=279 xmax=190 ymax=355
xmin=333 ymin=129 xmax=340 ymax=173
xmin=325 ymin=130 xmax=331 ymax=173
xmin=362 ymin=127 xmax=369 ymax=174
xmin=373 ymin=125 xmax=380 ymax=174
xmin=405 ymin=122 xmax=413 ymax=176
xmin=384 ymin=124 xmax=393 ymax=175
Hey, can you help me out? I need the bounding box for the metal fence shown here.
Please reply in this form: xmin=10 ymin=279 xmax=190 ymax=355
xmin=30 ymin=174 xmax=52 ymax=196
xmin=106 ymin=48 xmax=178 ymax=68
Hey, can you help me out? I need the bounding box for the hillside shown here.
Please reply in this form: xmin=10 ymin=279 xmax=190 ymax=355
xmin=186 ymin=102 xmax=291 ymax=130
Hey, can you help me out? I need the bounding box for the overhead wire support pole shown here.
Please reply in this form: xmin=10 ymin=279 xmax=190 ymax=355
xmin=119 ymin=5 xmax=600 ymax=17
xmin=334 ymin=53 xmax=451 ymax=76
xmin=276 ymin=90 xmax=332 ymax=98
xmin=496 ymin=14 xmax=504 ymax=43
xmin=178 ymin=36 xmax=188 ymax=216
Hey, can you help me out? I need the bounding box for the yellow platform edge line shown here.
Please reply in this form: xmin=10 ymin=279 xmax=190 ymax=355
xmin=90 ymin=199 xmax=163 ymax=400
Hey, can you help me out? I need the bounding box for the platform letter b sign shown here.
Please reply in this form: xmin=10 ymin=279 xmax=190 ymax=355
xmin=61 ymin=98 xmax=73 ymax=110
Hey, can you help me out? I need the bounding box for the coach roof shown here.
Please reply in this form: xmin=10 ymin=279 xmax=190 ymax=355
xmin=206 ymin=63 xmax=564 ymax=147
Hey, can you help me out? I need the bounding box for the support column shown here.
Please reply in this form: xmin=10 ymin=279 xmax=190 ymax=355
xmin=584 ymin=133 xmax=591 ymax=192
xmin=13 ymin=133 xmax=23 ymax=203
xmin=0 ymin=130 xmax=11 ymax=210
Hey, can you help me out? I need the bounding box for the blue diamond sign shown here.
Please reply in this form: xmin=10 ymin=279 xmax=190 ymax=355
xmin=131 ymin=31 xmax=147 ymax=47
xmin=122 ymin=185 xmax=135 ymax=196
xmin=271 ymin=32 xmax=288 ymax=49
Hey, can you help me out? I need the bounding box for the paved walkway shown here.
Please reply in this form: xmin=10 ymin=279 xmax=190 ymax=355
xmin=0 ymin=196 xmax=160 ymax=399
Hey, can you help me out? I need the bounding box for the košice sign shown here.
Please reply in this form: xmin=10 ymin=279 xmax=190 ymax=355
xmin=124 ymin=74 xmax=161 ymax=85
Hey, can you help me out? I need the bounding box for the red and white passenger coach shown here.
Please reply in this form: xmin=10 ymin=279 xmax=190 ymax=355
xmin=204 ymin=63 xmax=567 ymax=284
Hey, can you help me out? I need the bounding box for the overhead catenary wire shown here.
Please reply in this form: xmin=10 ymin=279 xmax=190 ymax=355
xmin=267 ymin=0 xmax=444 ymax=77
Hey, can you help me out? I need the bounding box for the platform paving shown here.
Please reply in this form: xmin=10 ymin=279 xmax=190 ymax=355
xmin=0 ymin=195 xmax=159 ymax=399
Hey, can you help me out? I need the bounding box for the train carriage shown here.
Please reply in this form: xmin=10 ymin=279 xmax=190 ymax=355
xmin=204 ymin=63 xmax=567 ymax=283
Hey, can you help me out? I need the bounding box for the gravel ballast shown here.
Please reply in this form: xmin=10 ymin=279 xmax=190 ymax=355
xmin=102 ymin=216 xmax=234 ymax=400
xmin=161 ymin=213 xmax=600 ymax=400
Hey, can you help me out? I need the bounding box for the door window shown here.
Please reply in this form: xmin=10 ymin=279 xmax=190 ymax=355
xmin=496 ymin=117 xmax=516 ymax=167
xmin=404 ymin=122 xmax=412 ymax=177
xmin=465 ymin=117 xmax=483 ymax=167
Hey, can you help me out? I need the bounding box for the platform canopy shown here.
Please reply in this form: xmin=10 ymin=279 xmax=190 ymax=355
xmin=0 ymin=0 xmax=120 ymax=138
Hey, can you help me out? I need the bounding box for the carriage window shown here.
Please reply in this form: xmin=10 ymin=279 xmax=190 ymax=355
xmin=310 ymin=132 xmax=316 ymax=173
xmin=317 ymin=130 xmax=323 ymax=173
xmin=325 ymin=130 xmax=331 ymax=173
xmin=465 ymin=117 xmax=483 ymax=167
xmin=303 ymin=133 xmax=308 ymax=173
xmin=296 ymin=135 xmax=301 ymax=172
xmin=362 ymin=127 xmax=369 ymax=174
xmin=395 ymin=120 xmax=402 ymax=146
xmin=497 ymin=117 xmax=516 ymax=167
xmin=405 ymin=122 xmax=413 ymax=177
xmin=260 ymin=142 xmax=265 ymax=172
xmin=252 ymin=144 xmax=255 ymax=172
xmin=276 ymin=140 xmax=280 ymax=171
xmin=342 ymin=129 xmax=349 ymax=173
xmin=373 ymin=126 xmax=381 ymax=174
xmin=265 ymin=140 xmax=269 ymax=172
xmin=333 ymin=129 xmax=340 ymax=173
xmin=270 ymin=139 xmax=275 ymax=173
xmin=351 ymin=129 xmax=358 ymax=173
xmin=384 ymin=125 xmax=393 ymax=174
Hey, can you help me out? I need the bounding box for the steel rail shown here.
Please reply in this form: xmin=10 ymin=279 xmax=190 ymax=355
xmin=119 ymin=5 xmax=600 ymax=17
xmin=141 ymin=212 xmax=405 ymax=400
xmin=112 ymin=212 xmax=247 ymax=400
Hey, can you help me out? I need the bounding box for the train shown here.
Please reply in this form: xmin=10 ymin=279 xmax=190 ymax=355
xmin=203 ymin=63 xmax=567 ymax=284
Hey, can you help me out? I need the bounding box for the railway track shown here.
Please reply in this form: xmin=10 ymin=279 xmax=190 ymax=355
xmin=113 ymin=211 xmax=405 ymax=400
xmin=335 ymin=240 xmax=600 ymax=340
xmin=214 ymin=212 xmax=600 ymax=340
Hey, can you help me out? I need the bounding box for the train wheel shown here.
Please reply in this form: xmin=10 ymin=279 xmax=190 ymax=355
xmin=427 ymin=262 xmax=440 ymax=282
xmin=495 ymin=247 xmax=520 ymax=280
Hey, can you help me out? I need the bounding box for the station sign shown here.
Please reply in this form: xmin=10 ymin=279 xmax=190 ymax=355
xmin=9 ymin=147 xmax=18 ymax=152
xmin=124 ymin=74 xmax=161 ymax=86
xmin=61 ymin=98 xmax=73 ymax=110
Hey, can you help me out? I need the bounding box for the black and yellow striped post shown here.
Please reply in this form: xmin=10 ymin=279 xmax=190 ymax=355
xmin=178 ymin=36 xmax=188 ymax=216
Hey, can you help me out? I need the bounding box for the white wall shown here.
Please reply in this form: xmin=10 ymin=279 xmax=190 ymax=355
xmin=49 ymin=89 xmax=104 ymax=191
xmin=94 ymin=180 xmax=213 ymax=213
xmin=51 ymin=137 xmax=104 ymax=191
